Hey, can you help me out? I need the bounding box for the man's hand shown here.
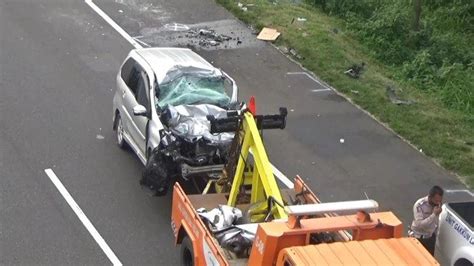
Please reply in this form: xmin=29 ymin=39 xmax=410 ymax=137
xmin=433 ymin=205 xmax=442 ymax=216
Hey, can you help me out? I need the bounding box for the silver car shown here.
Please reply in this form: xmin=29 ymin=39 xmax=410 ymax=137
xmin=113 ymin=48 xmax=238 ymax=195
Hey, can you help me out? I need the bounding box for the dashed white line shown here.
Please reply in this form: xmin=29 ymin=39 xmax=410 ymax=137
xmin=249 ymin=150 xmax=294 ymax=189
xmin=44 ymin=169 xmax=122 ymax=266
xmin=445 ymin=189 xmax=474 ymax=197
xmin=133 ymin=37 xmax=151 ymax=48
xmin=287 ymin=72 xmax=331 ymax=91
xmin=271 ymin=164 xmax=294 ymax=189
xmin=311 ymin=88 xmax=332 ymax=92
xmin=85 ymin=0 xmax=142 ymax=49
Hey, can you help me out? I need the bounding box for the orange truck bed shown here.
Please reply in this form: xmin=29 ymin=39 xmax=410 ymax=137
xmin=171 ymin=177 xmax=440 ymax=265
xmin=278 ymin=237 xmax=439 ymax=265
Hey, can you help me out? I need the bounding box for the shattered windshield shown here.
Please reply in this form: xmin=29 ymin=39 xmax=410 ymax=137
xmin=157 ymin=66 xmax=231 ymax=109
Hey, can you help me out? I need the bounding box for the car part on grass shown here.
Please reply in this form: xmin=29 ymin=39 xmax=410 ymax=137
xmin=344 ymin=62 xmax=366 ymax=79
xmin=386 ymin=86 xmax=416 ymax=105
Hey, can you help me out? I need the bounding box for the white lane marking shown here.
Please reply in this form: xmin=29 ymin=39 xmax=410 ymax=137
xmin=249 ymin=150 xmax=294 ymax=189
xmin=445 ymin=189 xmax=474 ymax=197
xmin=85 ymin=0 xmax=142 ymax=49
xmin=287 ymin=72 xmax=331 ymax=90
xmin=311 ymin=88 xmax=332 ymax=92
xmin=271 ymin=164 xmax=294 ymax=189
xmin=133 ymin=37 xmax=151 ymax=48
xmin=44 ymin=169 xmax=122 ymax=266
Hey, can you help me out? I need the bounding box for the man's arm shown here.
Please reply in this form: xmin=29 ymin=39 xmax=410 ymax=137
xmin=412 ymin=204 xmax=437 ymax=229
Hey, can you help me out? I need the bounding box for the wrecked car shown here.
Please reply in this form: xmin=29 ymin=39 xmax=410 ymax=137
xmin=112 ymin=48 xmax=238 ymax=196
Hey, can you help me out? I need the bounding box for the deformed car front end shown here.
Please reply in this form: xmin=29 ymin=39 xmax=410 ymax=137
xmin=140 ymin=65 xmax=239 ymax=196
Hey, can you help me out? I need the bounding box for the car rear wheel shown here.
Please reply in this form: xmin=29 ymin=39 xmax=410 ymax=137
xmin=115 ymin=114 xmax=127 ymax=149
xmin=180 ymin=236 xmax=194 ymax=266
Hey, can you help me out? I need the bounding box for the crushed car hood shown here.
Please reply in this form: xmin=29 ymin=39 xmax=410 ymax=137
xmin=163 ymin=104 xmax=234 ymax=144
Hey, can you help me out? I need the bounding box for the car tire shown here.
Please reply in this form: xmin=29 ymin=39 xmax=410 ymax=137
xmin=454 ymin=259 xmax=472 ymax=266
xmin=180 ymin=236 xmax=194 ymax=266
xmin=115 ymin=113 xmax=127 ymax=149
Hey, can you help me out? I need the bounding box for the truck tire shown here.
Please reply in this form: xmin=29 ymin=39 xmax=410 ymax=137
xmin=454 ymin=259 xmax=472 ymax=266
xmin=180 ymin=236 xmax=194 ymax=266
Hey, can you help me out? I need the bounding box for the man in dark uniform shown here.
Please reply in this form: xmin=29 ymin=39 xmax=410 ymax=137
xmin=409 ymin=185 xmax=444 ymax=255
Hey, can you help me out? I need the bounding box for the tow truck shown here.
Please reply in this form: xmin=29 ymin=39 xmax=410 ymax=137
xmin=170 ymin=102 xmax=439 ymax=265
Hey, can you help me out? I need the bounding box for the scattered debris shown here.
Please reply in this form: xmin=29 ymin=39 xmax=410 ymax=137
xmin=340 ymin=138 xmax=345 ymax=144
xmin=296 ymin=17 xmax=307 ymax=22
xmin=248 ymin=25 xmax=259 ymax=35
xmin=386 ymin=86 xmax=416 ymax=105
xmin=344 ymin=62 xmax=365 ymax=79
xmin=237 ymin=2 xmax=255 ymax=12
xmin=96 ymin=134 xmax=105 ymax=140
xmin=199 ymin=39 xmax=218 ymax=46
xmin=185 ymin=28 xmax=233 ymax=47
xmin=351 ymin=90 xmax=359 ymax=94
xmin=302 ymin=32 xmax=309 ymax=37
xmin=279 ymin=46 xmax=289 ymax=54
xmin=118 ymin=9 xmax=123 ymax=13
xmin=290 ymin=109 xmax=295 ymax=112
xmin=199 ymin=29 xmax=231 ymax=42
xmin=257 ymin=27 xmax=281 ymax=41
xmin=288 ymin=48 xmax=304 ymax=60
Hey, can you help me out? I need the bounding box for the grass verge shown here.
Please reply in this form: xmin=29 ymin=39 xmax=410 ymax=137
xmin=217 ymin=0 xmax=474 ymax=187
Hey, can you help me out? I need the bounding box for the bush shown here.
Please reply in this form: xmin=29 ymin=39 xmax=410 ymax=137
xmin=438 ymin=63 xmax=474 ymax=113
xmin=307 ymin=0 xmax=473 ymax=114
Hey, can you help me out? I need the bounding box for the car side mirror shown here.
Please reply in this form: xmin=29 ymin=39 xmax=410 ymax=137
xmin=133 ymin=105 xmax=148 ymax=116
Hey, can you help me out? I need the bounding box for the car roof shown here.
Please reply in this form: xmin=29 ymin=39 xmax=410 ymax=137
xmin=134 ymin=48 xmax=217 ymax=84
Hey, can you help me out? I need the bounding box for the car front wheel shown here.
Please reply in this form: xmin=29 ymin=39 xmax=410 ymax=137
xmin=115 ymin=113 xmax=127 ymax=149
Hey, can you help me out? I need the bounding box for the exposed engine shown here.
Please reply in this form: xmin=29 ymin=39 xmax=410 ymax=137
xmin=140 ymin=104 xmax=235 ymax=196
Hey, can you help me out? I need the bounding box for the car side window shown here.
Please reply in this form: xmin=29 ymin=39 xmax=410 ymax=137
xmin=121 ymin=58 xmax=141 ymax=95
xmin=135 ymin=72 xmax=149 ymax=108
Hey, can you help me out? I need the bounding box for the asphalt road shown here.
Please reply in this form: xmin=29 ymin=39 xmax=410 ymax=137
xmin=0 ymin=0 xmax=471 ymax=265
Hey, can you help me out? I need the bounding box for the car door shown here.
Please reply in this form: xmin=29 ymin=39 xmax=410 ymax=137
xmin=130 ymin=71 xmax=150 ymax=157
xmin=118 ymin=58 xmax=147 ymax=158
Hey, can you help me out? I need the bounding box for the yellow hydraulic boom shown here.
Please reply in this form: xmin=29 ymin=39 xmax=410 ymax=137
xmin=207 ymin=106 xmax=288 ymax=220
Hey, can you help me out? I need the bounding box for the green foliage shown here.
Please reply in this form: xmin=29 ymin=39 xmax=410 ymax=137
xmin=438 ymin=63 xmax=474 ymax=112
xmin=308 ymin=0 xmax=474 ymax=113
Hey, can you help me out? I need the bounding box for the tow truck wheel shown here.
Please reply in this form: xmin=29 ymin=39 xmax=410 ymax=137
xmin=115 ymin=113 xmax=127 ymax=149
xmin=180 ymin=236 xmax=194 ymax=266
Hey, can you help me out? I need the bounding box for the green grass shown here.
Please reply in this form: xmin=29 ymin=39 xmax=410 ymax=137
xmin=217 ymin=0 xmax=474 ymax=187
